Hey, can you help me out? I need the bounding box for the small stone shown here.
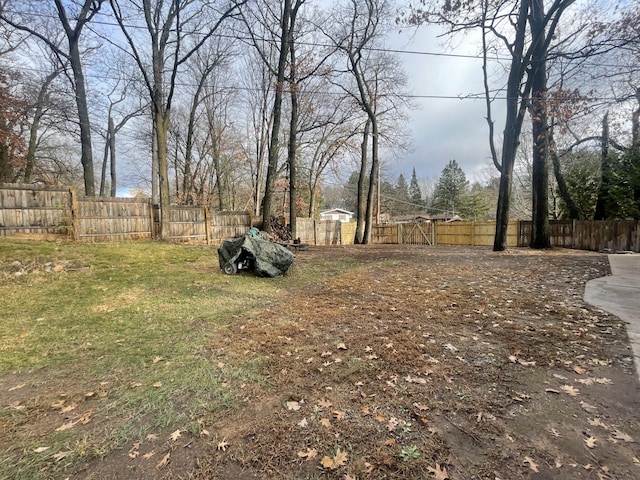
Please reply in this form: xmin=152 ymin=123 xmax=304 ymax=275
xmin=11 ymin=260 xmax=22 ymax=268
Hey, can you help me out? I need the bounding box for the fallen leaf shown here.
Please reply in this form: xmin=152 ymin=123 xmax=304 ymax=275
xmin=143 ymin=451 xmax=156 ymax=459
xmin=297 ymin=417 xmax=308 ymax=428
xmin=286 ymin=401 xmax=301 ymax=411
xmin=332 ymin=410 xmax=346 ymax=421
xmin=78 ymin=408 xmax=95 ymax=424
xmin=153 ymin=382 xmax=162 ymax=388
xmin=201 ymin=429 xmax=210 ymax=436
xmin=55 ymin=420 xmax=78 ymax=432
xmin=169 ymin=429 xmax=182 ymax=441
xmin=60 ymin=402 xmax=78 ymax=414
xmin=217 ymin=440 xmax=229 ymax=451
xmin=318 ymin=399 xmax=332 ymax=408
xmin=595 ymin=378 xmax=613 ymax=385
xmin=152 ymin=356 xmax=164 ymax=363
xmin=384 ymin=438 xmax=396 ymax=445
xmin=320 ymin=448 xmax=348 ymax=470
xmin=336 ymin=342 xmax=347 ymax=350
xmin=585 ymin=436 xmax=597 ymax=448
xmin=297 ymin=448 xmax=318 ymax=459
xmin=8 ymin=383 xmax=26 ymax=391
xmin=561 ymin=385 xmax=580 ymax=396
xmin=33 ymin=447 xmax=50 ymax=453
xmin=545 ymin=388 xmax=561 ymax=394
xmin=517 ymin=359 xmax=536 ymax=366
xmin=524 ymin=456 xmax=539 ymax=473
xmin=50 ymin=400 xmax=65 ymax=409
xmin=444 ymin=343 xmax=458 ymax=352
xmin=156 ymin=452 xmax=170 ymax=469
xmin=574 ymin=366 xmax=587 ymax=374
xmin=611 ymin=430 xmax=634 ymax=443
xmin=128 ymin=442 xmax=140 ymax=459
xmin=146 ymin=433 xmax=158 ymax=441
xmin=320 ymin=418 xmax=331 ymax=428
xmin=427 ymin=463 xmax=449 ymax=479
xmin=580 ymin=401 xmax=598 ymax=414
xmin=588 ymin=418 xmax=609 ymax=429
xmin=550 ymin=428 xmax=562 ymax=438
xmin=553 ymin=373 xmax=568 ymax=380
xmin=130 ymin=382 xmax=143 ymax=388
xmin=53 ymin=451 xmax=73 ymax=462
xmin=413 ymin=403 xmax=429 ymax=411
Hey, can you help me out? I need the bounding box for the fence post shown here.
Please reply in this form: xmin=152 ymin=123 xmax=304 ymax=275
xmin=397 ymin=224 xmax=403 ymax=245
xmin=69 ymin=188 xmax=79 ymax=241
xmin=471 ymin=222 xmax=475 ymax=247
xmin=148 ymin=200 xmax=155 ymax=239
xmin=204 ymin=207 xmax=211 ymax=245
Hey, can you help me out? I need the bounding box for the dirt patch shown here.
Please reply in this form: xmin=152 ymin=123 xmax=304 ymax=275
xmin=11 ymin=245 xmax=640 ymax=479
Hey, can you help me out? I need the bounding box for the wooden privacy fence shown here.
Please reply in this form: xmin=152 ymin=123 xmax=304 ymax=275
xmin=520 ymin=220 xmax=640 ymax=252
xmin=3 ymin=184 xmax=639 ymax=251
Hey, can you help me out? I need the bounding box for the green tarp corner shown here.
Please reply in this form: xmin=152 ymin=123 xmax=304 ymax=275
xmin=217 ymin=235 xmax=295 ymax=277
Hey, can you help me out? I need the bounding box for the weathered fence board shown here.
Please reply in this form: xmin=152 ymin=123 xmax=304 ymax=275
xmin=209 ymin=211 xmax=254 ymax=244
xmin=0 ymin=184 xmax=70 ymax=238
xmin=520 ymin=220 xmax=640 ymax=252
xmin=436 ymin=221 xmax=514 ymax=246
xmin=76 ymin=197 xmax=153 ymax=242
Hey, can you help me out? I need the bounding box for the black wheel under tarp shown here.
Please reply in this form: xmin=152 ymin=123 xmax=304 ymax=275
xmin=217 ymin=235 xmax=295 ymax=277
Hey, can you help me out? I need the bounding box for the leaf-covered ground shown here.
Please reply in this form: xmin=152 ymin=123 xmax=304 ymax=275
xmin=6 ymin=245 xmax=640 ymax=479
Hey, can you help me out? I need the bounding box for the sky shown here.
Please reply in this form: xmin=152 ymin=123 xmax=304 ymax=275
xmin=382 ymin=25 xmax=502 ymax=185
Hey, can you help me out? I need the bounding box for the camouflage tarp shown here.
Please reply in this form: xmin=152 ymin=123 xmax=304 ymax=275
xmin=217 ymin=235 xmax=295 ymax=277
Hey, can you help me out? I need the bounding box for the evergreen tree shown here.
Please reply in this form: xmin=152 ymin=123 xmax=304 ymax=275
xmin=409 ymin=167 xmax=423 ymax=209
xmin=394 ymin=173 xmax=410 ymax=215
xmin=430 ymin=160 xmax=469 ymax=215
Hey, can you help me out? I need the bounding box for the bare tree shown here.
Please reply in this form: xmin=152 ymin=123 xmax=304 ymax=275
xmin=109 ymin=0 xmax=247 ymax=239
xmin=1 ymin=0 xmax=107 ymax=195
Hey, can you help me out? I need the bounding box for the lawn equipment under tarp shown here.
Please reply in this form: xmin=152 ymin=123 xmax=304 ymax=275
xmin=217 ymin=234 xmax=295 ymax=277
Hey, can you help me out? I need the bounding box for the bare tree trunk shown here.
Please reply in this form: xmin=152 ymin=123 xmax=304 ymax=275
xmin=109 ymin=116 xmax=116 ymax=196
xmin=288 ymin=22 xmax=299 ymax=240
xmin=549 ymin=130 xmax=580 ymax=219
xmin=529 ymin=0 xmax=550 ymax=249
xmin=594 ymin=113 xmax=610 ymax=220
xmin=633 ymin=87 xmax=639 ymax=145
xmin=493 ymin=0 xmax=530 ymax=251
xmin=363 ymin=120 xmax=378 ymax=244
xmin=262 ymin=0 xmax=292 ymax=233
xmin=355 ymin=120 xmax=369 ymax=244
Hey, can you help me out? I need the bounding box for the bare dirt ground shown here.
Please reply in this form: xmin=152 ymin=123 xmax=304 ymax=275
xmin=22 ymin=245 xmax=640 ymax=479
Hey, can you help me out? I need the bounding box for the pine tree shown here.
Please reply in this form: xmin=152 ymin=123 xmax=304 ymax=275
xmin=409 ymin=167 xmax=423 ymax=209
xmin=430 ymin=160 xmax=469 ymax=215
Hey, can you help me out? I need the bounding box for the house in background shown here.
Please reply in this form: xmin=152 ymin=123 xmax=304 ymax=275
xmin=320 ymin=208 xmax=354 ymax=223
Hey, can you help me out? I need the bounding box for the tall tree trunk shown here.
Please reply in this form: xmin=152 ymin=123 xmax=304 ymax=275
xmin=109 ymin=116 xmax=117 ymax=197
xmin=493 ymin=0 xmax=530 ymax=251
xmin=355 ymin=120 xmax=369 ymax=244
xmin=594 ymin=113 xmax=610 ymax=220
xmin=288 ymin=20 xmax=299 ymax=240
xmin=549 ymin=130 xmax=580 ymax=219
xmin=99 ymin=127 xmax=109 ymax=196
xmin=529 ymin=0 xmax=551 ymax=249
xmin=68 ymin=38 xmax=95 ymax=196
xmin=633 ymin=87 xmax=639 ymax=145
xmin=262 ymin=0 xmax=292 ymax=233
xmin=363 ymin=119 xmax=378 ymax=244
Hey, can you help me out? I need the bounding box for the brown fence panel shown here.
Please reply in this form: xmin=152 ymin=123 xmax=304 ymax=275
xmin=573 ymin=220 xmax=640 ymax=252
xmin=168 ymin=206 xmax=207 ymax=243
xmin=296 ymin=218 xmax=316 ymax=244
xmin=209 ymin=211 xmax=253 ymax=244
xmin=340 ymin=221 xmax=356 ymax=245
xmin=0 ymin=184 xmax=71 ymax=239
xmin=76 ymin=197 xmax=152 ymax=242
xmin=371 ymin=224 xmax=398 ymax=244
xmin=315 ymin=220 xmax=341 ymax=245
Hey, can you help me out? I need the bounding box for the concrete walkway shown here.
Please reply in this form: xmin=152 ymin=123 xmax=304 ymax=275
xmin=584 ymin=254 xmax=640 ymax=378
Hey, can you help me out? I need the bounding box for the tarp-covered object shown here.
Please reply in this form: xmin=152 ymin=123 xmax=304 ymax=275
xmin=217 ymin=235 xmax=295 ymax=277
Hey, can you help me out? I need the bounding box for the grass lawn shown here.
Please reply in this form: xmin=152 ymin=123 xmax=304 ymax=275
xmin=0 ymin=240 xmax=341 ymax=480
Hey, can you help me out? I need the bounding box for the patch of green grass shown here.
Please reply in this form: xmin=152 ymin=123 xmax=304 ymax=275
xmin=0 ymin=240 xmax=313 ymax=479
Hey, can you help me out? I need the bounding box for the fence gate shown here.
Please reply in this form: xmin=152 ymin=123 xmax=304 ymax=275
xmin=399 ymin=222 xmax=434 ymax=245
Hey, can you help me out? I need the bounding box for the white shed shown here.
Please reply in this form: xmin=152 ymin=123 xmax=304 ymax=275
xmin=319 ymin=208 xmax=354 ymax=223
